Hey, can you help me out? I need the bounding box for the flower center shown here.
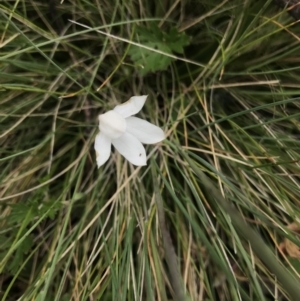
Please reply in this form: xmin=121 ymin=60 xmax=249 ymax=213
xmin=99 ymin=110 xmax=126 ymax=139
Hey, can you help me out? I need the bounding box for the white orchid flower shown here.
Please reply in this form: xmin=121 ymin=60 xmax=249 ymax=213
xmin=94 ymin=95 xmax=165 ymax=167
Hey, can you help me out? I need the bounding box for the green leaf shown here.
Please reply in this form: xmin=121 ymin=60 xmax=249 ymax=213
xmin=8 ymin=234 xmax=33 ymax=274
xmin=39 ymin=199 xmax=62 ymax=220
xmin=8 ymin=203 xmax=37 ymax=225
xmin=128 ymin=24 xmax=190 ymax=75
xmin=165 ymin=27 xmax=190 ymax=53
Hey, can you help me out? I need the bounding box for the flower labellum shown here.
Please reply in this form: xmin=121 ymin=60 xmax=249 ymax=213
xmin=94 ymin=95 xmax=165 ymax=167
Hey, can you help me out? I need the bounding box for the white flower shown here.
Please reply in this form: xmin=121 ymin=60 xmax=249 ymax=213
xmin=94 ymin=95 xmax=165 ymax=167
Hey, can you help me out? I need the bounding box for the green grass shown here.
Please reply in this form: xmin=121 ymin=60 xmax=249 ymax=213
xmin=1 ymin=0 xmax=300 ymax=300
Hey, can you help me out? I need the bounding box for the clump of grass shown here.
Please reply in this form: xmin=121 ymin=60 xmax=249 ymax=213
xmin=1 ymin=1 xmax=300 ymax=301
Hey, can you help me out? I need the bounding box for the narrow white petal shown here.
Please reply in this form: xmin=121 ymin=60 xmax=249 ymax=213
xmin=94 ymin=132 xmax=111 ymax=168
xmin=126 ymin=117 xmax=165 ymax=144
xmin=112 ymin=132 xmax=147 ymax=166
xmin=99 ymin=110 xmax=126 ymax=139
xmin=113 ymin=95 xmax=148 ymax=118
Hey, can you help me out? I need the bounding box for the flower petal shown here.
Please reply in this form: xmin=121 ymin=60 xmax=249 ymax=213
xmin=94 ymin=132 xmax=111 ymax=168
xmin=99 ymin=110 xmax=126 ymax=139
xmin=113 ymin=95 xmax=148 ymax=118
xmin=126 ymin=117 xmax=165 ymax=144
xmin=112 ymin=132 xmax=147 ymax=166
